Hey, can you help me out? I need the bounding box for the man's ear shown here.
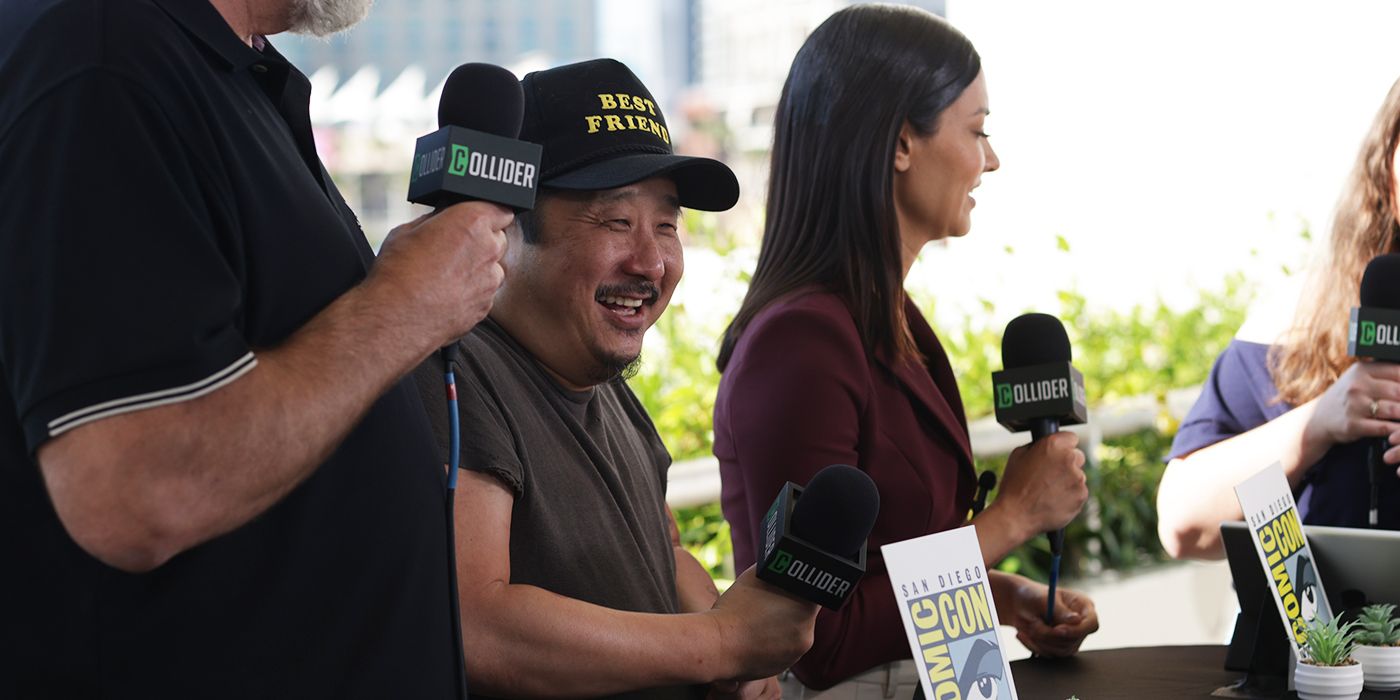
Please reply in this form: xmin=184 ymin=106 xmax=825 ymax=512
xmin=499 ymin=217 xmax=525 ymax=279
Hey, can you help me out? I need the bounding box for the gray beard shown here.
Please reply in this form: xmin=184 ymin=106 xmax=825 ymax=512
xmin=286 ymin=0 xmax=374 ymax=37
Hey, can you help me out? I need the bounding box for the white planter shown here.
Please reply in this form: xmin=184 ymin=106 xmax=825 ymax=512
xmin=1294 ymin=661 xmax=1363 ymax=700
xmin=1353 ymin=644 xmax=1400 ymax=691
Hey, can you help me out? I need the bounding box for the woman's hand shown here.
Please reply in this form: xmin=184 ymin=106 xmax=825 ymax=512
xmin=996 ymin=574 xmax=1098 ymax=657
xmin=1389 ymin=430 xmax=1400 ymax=470
xmin=992 ymin=431 xmax=1088 ymax=537
xmin=1306 ymin=361 xmax=1400 ymax=450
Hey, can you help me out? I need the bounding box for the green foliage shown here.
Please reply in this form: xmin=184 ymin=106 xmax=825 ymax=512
xmin=942 ymin=273 xmax=1250 ymax=419
xmin=929 ymin=276 xmax=1251 ymax=579
xmin=630 ymin=302 xmax=723 ymax=463
xmin=681 ymin=208 xmax=743 ymax=256
xmin=1303 ymin=616 xmax=1360 ymax=666
xmin=1357 ymin=603 xmax=1400 ymax=647
xmin=975 ymin=429 xmax=1176 ymax=580
xmin=632 ymin=245 xmax=1255 ymax=583
xmin=673 ymin=501 xmax=734 ymax=585
xmin=630 ymin=299 xmax=733 ymax=579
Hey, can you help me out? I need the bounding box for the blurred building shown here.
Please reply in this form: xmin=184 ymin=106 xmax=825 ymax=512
xmin=275 ymin=1 xmax=604 ymax=242
xmin=595 ymin=0 xmax=697 ymax=114
xmin=691 ymin=0 xmax=945 ymax=237
xmin=271 ymin=0 xmax=948 ymax=245
xmin=275 ymin=0 xmax=709 ymax=244
xmin=277 ymin=0 xmax=600 ymax=88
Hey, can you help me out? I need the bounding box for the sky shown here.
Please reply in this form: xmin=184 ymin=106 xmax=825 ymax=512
xmin=909 ymin=0 xmax=1400 ymax=328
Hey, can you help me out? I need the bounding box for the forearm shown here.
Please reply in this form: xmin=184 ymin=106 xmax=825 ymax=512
xmin=1156 ymin=400 xmax=1321 ymax=560
xmin=790 ymin=572 xmax=908 ymax=689
xmin=971 ymin=433 xmax=1087 ymax=567
xmin=38 ymin=278 xmax=439 ymax=572
xmin=970 ymin=502 xmax=1037 ymax=566
xmin=675 ymin=546 xmax=722 ymax=613
xmin=461 ymin=581 xmax=730 ymax=697
xmin=987 ymin=570 xmax=1021 ymax=612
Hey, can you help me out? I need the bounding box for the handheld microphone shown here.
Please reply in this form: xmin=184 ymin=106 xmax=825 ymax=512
xmin=992 ymin=313 xmax=1088 ymax=438
xmin=407 ymin=63 xmax=542 ymax=211
xmin=409 ymin=63 xmax=540 ymax=700
xmin=756 ymin=464 xmax=880 ymax=609
xmin=992 ymin=312 xmax=1087 ymax=624
xmin=415 ymin=63 xmax=541 ymax=434
xmin=1348 ymin=253 xmax=1400 ymax=528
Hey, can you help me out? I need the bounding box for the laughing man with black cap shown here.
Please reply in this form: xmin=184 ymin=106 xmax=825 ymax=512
xmin=415 ymin=59 xmax=818 ymax=699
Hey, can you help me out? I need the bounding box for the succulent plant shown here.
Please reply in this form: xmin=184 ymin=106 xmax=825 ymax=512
xmin=1357 ymin=603 xmax=1400 ymax=647
xmin=1303 ymin=616 xmax=1360 ymax=666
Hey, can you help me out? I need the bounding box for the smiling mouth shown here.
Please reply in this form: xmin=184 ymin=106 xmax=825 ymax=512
xmin=598 ymin=295 xmax=645 ymax=316
xmin=595 ymin=284 xmax=659 ymax=318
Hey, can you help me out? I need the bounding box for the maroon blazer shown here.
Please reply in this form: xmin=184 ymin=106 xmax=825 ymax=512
xmin=714 ymin=290 xmax=976 ymax=689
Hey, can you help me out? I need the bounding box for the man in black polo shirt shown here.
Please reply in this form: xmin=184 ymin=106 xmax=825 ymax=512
xmin=0 ymin=0 xmax=508 ymax=697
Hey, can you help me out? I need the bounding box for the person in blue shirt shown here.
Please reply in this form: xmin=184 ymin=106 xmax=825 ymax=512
xmin=1157 ymin=78 xmax=1400 ymax=560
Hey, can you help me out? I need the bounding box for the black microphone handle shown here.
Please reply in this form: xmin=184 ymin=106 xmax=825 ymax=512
xmin=1030 ymin=417 xmax=1059 ymax=442
xmin=1365 ymin=356 xmax=1399 ymax=528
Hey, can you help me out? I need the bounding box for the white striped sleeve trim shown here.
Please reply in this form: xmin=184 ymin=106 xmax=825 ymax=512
xmin=46 ymin=352 xmax=258 ymax=438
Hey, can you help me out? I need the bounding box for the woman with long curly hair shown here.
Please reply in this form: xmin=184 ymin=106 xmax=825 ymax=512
xmin=1158 ymin=78 xmax=1400 ymax=560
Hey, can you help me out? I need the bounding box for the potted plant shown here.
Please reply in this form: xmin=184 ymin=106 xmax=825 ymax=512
xmin=1295 ymin=616 xmax=1363 ymax=700
xmin=1353 ymin=603 xmax=1400 ymax=690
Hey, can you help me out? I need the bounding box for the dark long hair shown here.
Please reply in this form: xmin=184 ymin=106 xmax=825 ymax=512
xmin=1270 ymin=77 xmax=1400 ymax=405
xmin=717 ymin=4 xmax=981 ymax=370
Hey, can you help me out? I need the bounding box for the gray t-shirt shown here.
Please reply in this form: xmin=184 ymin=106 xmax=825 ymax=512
xmin=416 ymin=318 xmax=702 ymax=700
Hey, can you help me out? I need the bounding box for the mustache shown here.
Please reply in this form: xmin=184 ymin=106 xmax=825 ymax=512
xmin=595 ymin=281 xmax=660 ymax=305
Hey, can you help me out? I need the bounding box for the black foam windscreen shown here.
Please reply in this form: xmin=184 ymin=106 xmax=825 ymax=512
xmin=438 ymin=63 xmax=524 ymax=137
xmin=1360 ymin=253 xmax=1400 ymax=309
xmin=788 ymin=464 xmax=880 ymax=560
xmin=978 ymin=470 xmax=998 ymax=492
xmin=1001 ymin=312 xmax=1071 ymax=369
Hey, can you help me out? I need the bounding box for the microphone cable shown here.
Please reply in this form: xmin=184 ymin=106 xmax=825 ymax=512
xmin=1046 ymin=530 xmax=1064 ymax=626
xmin=440 ymin=346 xmax=468 ymax=700
xmin=413 ymin=61 xmax=532 ymax=699
xmin=443 ymin=348 xmax=462 ymax=490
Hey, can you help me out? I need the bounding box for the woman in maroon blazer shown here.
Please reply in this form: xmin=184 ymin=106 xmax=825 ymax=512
xmin=714 ymin=6 xmax=1100 ymax=695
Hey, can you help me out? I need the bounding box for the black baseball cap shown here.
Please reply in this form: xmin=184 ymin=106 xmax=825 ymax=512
xmin=520 ymin=58 xmax=739 ymax=212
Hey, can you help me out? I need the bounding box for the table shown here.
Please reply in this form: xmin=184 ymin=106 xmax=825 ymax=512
xmin=1010 ymin=645 xmax=1388 ymax=699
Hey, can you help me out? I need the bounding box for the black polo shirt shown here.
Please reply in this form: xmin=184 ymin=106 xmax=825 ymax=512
xmin=0 ymin=1 xmax=461 ymax=697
